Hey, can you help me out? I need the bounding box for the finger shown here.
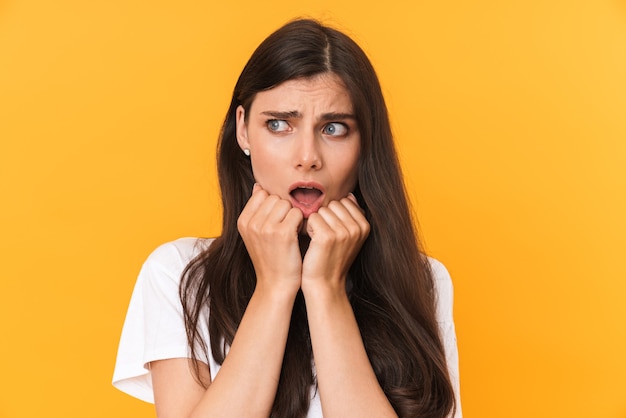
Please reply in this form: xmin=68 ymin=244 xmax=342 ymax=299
xmin=346 ymin=192 xmax=358 ymax=206
xmin=262 ymin=198 xmax=294 ymax=224
xmin=238 ymin=186 xmax=269 ymax=225
xmin=248 ymin=195 xmax=288 ymax=227
xmin=324 ymin=200 xmax=355 ymax=227
xmin=311 ymin=206 xmax=360 ymax=245
xmin=284 ymin=207 xmax=304 ymax=231
xmin=345 ymin=192 xmax=366 ymax=214
xmin=305 ymin=211 xmax=333 ymax=239
xmin=338 ymin=196 xmax=369 ymax=226
xmin=328 ymin=199 xmax=370 ymax=239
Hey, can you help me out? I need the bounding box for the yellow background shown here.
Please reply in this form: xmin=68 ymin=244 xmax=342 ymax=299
xmin=1 ymin=0 xmax=625 ymax=417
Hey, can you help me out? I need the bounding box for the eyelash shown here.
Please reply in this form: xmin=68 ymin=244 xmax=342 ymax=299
xmin=265 ymin=119 xmax=349 ymax=137
xmin=266 ymin=119 xmax=290 ymax=132
xmin=322 ymin=122 xmax=349 ymax=136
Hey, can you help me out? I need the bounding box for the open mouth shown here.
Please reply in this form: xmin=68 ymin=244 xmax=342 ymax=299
xmin=289 ymin=183 xmax=325 ymax=218
xmin=290 ymin=186 xmax=323 ymax=207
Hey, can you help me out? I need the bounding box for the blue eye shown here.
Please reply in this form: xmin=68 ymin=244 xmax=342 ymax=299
xmin=267 ymin=119 xmax=289 ymax=132
xmin=322 ymin=122 xmax=348 ymax=136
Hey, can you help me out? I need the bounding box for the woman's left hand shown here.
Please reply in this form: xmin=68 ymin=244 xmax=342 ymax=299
xmin=299 ymin=194 xmax=395 ymax=418
xmin=301 ymin=193 xmax=370 ymax=295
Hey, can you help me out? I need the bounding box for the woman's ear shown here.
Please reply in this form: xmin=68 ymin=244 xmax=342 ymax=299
xmin=235 ymin=105 xmax=250 ymax=152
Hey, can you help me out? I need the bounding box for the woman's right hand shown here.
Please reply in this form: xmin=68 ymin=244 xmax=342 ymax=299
xmin=153 ymin=184 xmax=304 ymax=418
xmin=237 ymin=183 xmax=304 ymax=296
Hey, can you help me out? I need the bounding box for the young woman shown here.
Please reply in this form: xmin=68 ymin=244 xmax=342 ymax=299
xmin=113 ymin=18 xmax=461 ymax=418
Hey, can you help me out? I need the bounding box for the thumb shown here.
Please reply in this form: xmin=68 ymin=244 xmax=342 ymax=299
xmin=306 ymin=216 xmax=317 ymax=239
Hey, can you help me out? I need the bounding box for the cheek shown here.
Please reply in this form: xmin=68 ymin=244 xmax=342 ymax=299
xmin=249 ymin=153 xmax=284 ymax=192
xmin=249 ymin=143 xmax=272 ymax=170
xmin=249 ymin=157 xmax=271 ymax=179
xmin=348 ymin=147 xmax=361 ymax=179
xmin=338 ymin=155 xmax=360 ymax=191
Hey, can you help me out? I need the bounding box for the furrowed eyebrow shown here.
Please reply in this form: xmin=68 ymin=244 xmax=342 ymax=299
xmin=320 ymin=112 xmax=356 ymax=121
xmin=260 ymin=110 xmax=302 ymax=119
xmin=259 ymin=110 xmax=355 ymax=121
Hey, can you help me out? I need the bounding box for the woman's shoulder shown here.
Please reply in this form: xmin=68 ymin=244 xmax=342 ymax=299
xmin=112 ymin=237 xmax=215 ymax=402
xmin=144 ymin=237 xmax=214 ymax=267
xmin=425 ymin=256 xmax=455 ymax=323
xmin=139 ymin=237 xmax=215 ymax=284
xmin=426 ymin=256 xmax=452 ymax=285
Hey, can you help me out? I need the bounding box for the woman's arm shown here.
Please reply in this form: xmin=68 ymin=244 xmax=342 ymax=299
xmin=151 ymin=185 xmax=304 ymax=418
xmin=301 ymin=196 xmax=397 ymax=418
xmin=303 ymin=288 xmax=397 ymax=418
xmin=151 ymin=287 xmax=297 ymax=418
xmin=150 ymin=358 xmax=210 ymax=418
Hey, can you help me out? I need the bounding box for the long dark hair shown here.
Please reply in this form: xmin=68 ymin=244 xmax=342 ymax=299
xmin=181 ymin=19 xmax=456 ymax=417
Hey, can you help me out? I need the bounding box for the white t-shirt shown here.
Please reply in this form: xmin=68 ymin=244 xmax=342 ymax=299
xmin=112 ymin=237 xmax=462 ymax=417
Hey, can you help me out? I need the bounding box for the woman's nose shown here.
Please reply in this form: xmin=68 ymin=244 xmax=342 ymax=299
xmin=294 ymin=131 xmax=322 ymax=170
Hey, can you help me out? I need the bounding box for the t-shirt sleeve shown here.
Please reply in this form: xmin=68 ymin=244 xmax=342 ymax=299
xmin=429 ymin=257 xmax=463 ymax=418
xmin=112 ymin=238 xmax=207 ymax=403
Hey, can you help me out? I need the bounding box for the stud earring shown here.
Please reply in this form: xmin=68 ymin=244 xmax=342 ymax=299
xmin=243 ymin=148 xmax=251 ymax=157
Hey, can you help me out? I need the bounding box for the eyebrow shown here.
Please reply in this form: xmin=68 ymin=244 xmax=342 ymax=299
xmin=320 ymin=112 xmax=356 ymax=122
xmin=260 ymin=110 xmax=356 ymax=121
xmin=261 ymin=110 xmax=302 ymax=119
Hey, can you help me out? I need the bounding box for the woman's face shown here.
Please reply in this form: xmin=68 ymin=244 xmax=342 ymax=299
xmin=236 ymin=74 xmax=360 ymax=218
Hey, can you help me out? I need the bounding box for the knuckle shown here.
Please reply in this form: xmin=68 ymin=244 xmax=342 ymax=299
xmin=250 ymin=221 xmax=263 ymax=235
xmin=288 ymin=207 xmax=302 ymax=217
xmin=335 ymin=227 xmax=350 ymax=242
xmin=236 ymin=216 xmax=247 ymax=232
xmin=307 ymin=212 xmax=321 ymax=226
xmin=339 ymin=196 xmax=352 ymax=206
xmin=317 ymin=234 xmax=333 ymax=245
xmin=276 ymin=199 xmax=291 ymax=212
xmin=347 ymin=224 xmax=361 ymax=237
xmin=276 ymin=228 xmax=293 ymax=241
xmin=259 ymin=222 xmax=274 ymax=236
xmin=317 ymin=207 xmax=330 ymax=216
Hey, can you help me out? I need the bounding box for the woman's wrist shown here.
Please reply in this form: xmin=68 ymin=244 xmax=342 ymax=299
xmin=300 ymin=277 xmax=349 ymax=305
xmin=253 ymin=278 xmax=301 ymax=304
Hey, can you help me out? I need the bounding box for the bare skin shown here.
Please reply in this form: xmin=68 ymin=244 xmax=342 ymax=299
xmin=150 ymin=76 xmax=397 ymax=417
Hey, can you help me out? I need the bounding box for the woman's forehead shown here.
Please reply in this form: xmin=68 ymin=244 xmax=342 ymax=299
xmin=250 ymin=74 xmax=354 ymax=115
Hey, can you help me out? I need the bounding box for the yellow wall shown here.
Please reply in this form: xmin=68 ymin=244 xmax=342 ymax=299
xmin=1 ymin=1 xmax=625 ymax=417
